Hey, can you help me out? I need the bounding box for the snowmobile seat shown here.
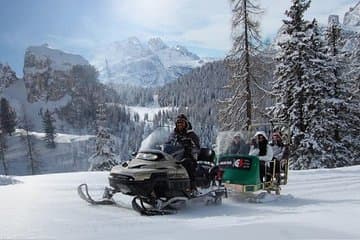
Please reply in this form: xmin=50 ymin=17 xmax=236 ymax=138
xmin=197 ymin=148 xmax=215 ymax=163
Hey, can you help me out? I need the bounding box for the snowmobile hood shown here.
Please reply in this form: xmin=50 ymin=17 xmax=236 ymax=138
xmin=110 ymin=149 xmax=178 ymax=173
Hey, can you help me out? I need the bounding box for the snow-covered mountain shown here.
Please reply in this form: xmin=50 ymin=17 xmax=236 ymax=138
xmin=91 ymin=37 xmax=206 ymax=87
xmin=1 ymin=166 xmax=359 ymax=239
xmin=344 ymin=1 xmax=360 ymax=31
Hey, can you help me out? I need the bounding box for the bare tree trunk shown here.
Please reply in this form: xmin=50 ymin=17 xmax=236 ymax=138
xmin=21 ymin=105 xmax=37 ymax=175
xmin=0 ymin=133 xmax=8 ymax=175
xmin=243 ymin=0 xmax=252 ymax=130
xmin=25 ymin=129 xmax=35 ymax=175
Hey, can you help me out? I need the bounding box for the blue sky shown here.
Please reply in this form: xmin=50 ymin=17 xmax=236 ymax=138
xmin=0 ymin=0 xmax=357 ymax=75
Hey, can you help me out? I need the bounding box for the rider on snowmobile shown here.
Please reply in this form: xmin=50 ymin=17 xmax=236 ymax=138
xmin=167 ymin=114 xmax=200 ymax=192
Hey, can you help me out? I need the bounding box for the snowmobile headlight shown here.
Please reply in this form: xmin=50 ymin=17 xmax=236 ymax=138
xmin=136 ymin=153 xmax=158 ymax=161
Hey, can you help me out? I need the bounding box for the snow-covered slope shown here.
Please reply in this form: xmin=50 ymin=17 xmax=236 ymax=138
xmin=1 ymin=129 xmax=94 ymax=175
xmin=1 ymin=78 xmax=71 ymax=131
xmin=1 ymin=166 xmax=359 ymax=239
xmin=91 ymin=37 xmax=206 ymax=87
xmin=0 ymin=175 xmax=21 ymax=185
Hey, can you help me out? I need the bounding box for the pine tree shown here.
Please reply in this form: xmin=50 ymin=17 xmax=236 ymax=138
xmin=42 ymin=109 xmax=56 ymax=148
xmin=219 ymin=0 xmax=263 ymax=130
xmin=270 ymin=1 xmax=358 ymax=169
xmin=269 ymin=0 xmax=320 ymax=169
xmin=324 ymin=20 xmax=360 ymax=166
xmin=88 ymin=104 xmax=118 ymax=171
xmin=292 ymin=19 xmax=350 ymax=168
xmin=88 ymin=126 xmax=118 ymax=171
xmin=0 ymin=98 xmax=16 ymax=136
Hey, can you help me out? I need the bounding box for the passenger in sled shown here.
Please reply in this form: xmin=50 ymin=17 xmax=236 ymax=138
xmin=249 ymin=131 xmax=273 ymax=183
xmin=227 ymin=133 xmax=250 ymax=155
xmin=270 ymin=132 xmax=289 ymax=184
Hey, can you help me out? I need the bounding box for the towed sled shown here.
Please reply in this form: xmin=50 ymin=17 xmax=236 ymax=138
xmin=215 ymin=124 xmax=289 ymax=202
xmin=78 ymin=127 xmax=227 ymax=216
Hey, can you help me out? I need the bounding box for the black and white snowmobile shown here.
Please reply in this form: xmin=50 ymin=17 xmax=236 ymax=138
xmin=78 ymin=127 xmax=227 ymax=216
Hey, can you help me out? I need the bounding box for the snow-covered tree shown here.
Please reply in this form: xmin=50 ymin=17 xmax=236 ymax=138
xmin=292 ymin=19 xmax=353 ymax=168
xmin=88 ymin=104 xmax=118 ymax=171
xmin=326 ymin=27 xmax=360 ymax=165
xmin=0 ymin=97 xmax=16 ymax=136
xmin=42 ymin=109 xmax=56 ymax=148
xmin=88 ymin=126 xmax=118 ymax=171
xmin=270 ymin=0 xmax=359 ymax=169
xmin=269 ymin=0 xmax=328 ymax=169
xmin=219 ymin=0 xmax=265 ymax=130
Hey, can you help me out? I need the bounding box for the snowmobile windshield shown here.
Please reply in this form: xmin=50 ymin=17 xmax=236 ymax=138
xmin=139 ymin=127 xmax=173 ymax=152
xmin=215 ymin=130 xmax=253 ymax=156
xmin=138 ymin=127 xmax=185 ymax=160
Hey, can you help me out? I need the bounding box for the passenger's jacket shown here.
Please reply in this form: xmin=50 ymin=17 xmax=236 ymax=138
xmin=270 ymin=142 xmax=289 ymax=160
xmin=249 ymin=144 xmax=273 ymax=162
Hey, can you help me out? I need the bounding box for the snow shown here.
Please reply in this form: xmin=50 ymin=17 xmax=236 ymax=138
xmin=1 ymin=79 xmax=72 ymax=131
xmin=2 ymin=129 xmax=95 ymax=176
xmin=127 ymin=106 xmax=175 ymax=121
xmin=0 ymin=166 xmax=359 ymax=239
xmin=14 ymin=129 xmax=93 ymax=144
xmin=0 ymin=175 xmax=21 ymax=185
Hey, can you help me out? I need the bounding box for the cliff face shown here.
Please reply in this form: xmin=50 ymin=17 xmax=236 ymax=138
xmin=23 ymin=44 xmax=89 ymax=102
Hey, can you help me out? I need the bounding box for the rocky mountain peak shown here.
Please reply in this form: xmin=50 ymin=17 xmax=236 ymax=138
xmin=23 ymin=44 xmax=90 ymax=102
xmin=344 ymin=1 xmax=360 ymax=28
xmin=173 ymin=45 xmax=200 ymax=60
xmin=148 ymin=37 xmax=168 ymax=52
xmin=25 ymin=45 xmax=88 ymax=72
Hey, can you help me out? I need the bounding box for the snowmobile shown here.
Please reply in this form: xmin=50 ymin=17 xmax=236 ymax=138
xmin=78 ymin=127 xmax=227 ymax=216
xmin=214 ymin=123 xmax=289 ymax=202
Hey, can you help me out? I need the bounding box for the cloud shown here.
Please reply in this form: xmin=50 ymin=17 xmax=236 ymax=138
xmin=107 ymin=0 xmax=357 ymax=55
xmin=179 ymin=16 xmax=232 ymax=52
xmin=109 ymin=0 xmax=232 ymax=51
xmin=46 ymin=34 xmax=97 ymax=50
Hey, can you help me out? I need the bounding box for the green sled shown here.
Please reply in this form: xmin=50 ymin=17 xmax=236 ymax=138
xmin=217 ymin=154 xmax=263 ymax=192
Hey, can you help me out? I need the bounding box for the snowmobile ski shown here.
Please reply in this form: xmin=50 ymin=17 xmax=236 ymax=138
xmin=77 ymin=183 xmax=115 ymax=205
xmin=131 ymin=187 xmax=227 ymax=216
xmin=131 ymin=196 xmax=180 ymax=216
